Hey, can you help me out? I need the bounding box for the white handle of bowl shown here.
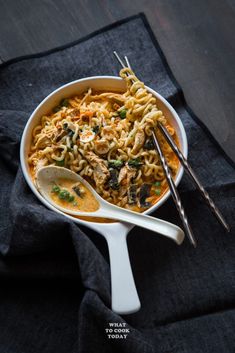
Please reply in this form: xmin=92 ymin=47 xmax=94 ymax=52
xmin=104 ymin=230 xmax=141 ymax=315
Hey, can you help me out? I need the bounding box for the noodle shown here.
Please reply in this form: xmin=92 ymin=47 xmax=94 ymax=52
xmin=28 ymin=68 xmax=179 ymax=212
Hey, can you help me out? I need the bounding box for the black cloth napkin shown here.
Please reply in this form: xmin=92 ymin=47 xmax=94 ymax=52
xmin=0 ymin=13 xmax=235 ymax=353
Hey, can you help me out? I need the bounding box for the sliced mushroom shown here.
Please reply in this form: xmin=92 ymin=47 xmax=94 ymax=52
xmin=139 ymin=183 xmax=152 ymax=208
xmin=108 ymin=168 xmax=119 ymax=190
xmin=80 ymin=129 xmax=95 ymax=143
xmin=94 ymin=139 xmax=110 ymax=155
xmin=72 ymin=183 xmax=85 ymax=198
xmin=128 ymin=184 xmax=137 ymax=205
xmin=102 ymin=126 xmax=116 ymax=140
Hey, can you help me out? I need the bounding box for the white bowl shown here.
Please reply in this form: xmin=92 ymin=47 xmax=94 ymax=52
xmin=20 ymin=76 xmax=188 ymax=314
xmin=20 ymin=76 xmax=187 ymax=225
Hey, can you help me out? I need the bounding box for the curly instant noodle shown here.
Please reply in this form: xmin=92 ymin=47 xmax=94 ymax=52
xmin=28 ymin=68 xmax=179 ymax=212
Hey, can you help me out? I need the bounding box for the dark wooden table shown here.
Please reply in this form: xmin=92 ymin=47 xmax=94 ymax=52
xmin=0 ymin=0 xmax=234 ymax=162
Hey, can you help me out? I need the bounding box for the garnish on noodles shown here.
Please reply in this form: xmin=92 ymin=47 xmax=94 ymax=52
xmin=28 ymin=68 xmax=179 ymax=212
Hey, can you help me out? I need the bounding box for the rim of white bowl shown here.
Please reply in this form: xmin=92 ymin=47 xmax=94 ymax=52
xmin=20 ymin=76 xmax=188 ymax=228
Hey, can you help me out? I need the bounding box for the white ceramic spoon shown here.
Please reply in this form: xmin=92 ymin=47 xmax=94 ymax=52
xmin=36 ymin=166 xmax=185 ymax=314
xmin=36 ymin=166 xmax=185 ymax=245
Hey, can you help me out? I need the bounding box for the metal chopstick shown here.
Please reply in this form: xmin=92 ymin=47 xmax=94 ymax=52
xmin=113 ymin=51 xmax=126 ymax=68
xmin=114 ymin=52 xmax=196 ymax=246
xmin=113 ymin=52 xmax=132 ymax=71
xmin=113 ymin=51 xmax=135 ymax=84
xmin=124 ymin=56 xmax=132 ymax=70
xmin=158 ymin=122 xmax=230 ymax=232
xmin=152 ymin=131 xmax=197 ymax=247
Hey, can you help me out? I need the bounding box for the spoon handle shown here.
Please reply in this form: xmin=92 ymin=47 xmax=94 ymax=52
xmin=101 ymin=207 xmax=185 ymax=245
xmin=104 ymin=230 xmax=141 ymax=314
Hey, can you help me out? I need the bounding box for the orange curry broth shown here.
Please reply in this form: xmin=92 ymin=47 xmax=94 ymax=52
xmin=50 ymin=178 xmax=99 ymax=212
xmin=28 ymin=91 xmax=180 ymax=223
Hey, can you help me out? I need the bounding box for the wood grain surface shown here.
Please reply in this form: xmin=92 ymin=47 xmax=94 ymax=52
xmin=0 ymin=0 xmax=234 ymax=162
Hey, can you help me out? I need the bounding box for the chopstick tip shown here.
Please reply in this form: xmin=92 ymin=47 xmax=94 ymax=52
xmin=113 ymin=51 xmax=126 ymax=69
xmin=188 ymin=232 xmax=197 ymax=248
xmin=217 ymin=213 xmax=230 ymax=232
xmin=192 ymin=240 xmax=197 ymax=248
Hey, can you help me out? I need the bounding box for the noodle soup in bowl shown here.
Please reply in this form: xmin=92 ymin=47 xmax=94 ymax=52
xmin=20 ymin=76 xmax=188 ymax=314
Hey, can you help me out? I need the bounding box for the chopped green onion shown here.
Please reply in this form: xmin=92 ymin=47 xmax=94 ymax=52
xmin=154 ymin=189 xmax=161 ymax=195
xmin=58 ymin=189 xmax=70 ymax=200
xmin=128 ymin=158 xmax=143 ymax=168
xmin=119 ymin=109 xmax=127 ymax=119
xmin=52 ymin=185 xmax=60 ymax=193
xmin=73 ymin=201 xmax=78 ymax=206
xmin=108 ymin=159 xmax=124 ymax=169
xmin=68 ymin=195 xmax=75 ymax=202
xmin=153 ymin=181 xmax=161 ymax=187
xmin=53 ymin=185 xmax=76 ymax=203
xmin=56 ymin=159 xmax=65 ymax=167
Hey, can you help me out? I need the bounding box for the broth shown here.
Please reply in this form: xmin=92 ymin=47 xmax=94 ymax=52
xmin=50 ymin=178 xmax=100 ymax=213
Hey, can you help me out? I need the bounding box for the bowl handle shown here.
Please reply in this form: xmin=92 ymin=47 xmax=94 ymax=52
xmin=102 ymin=224 xmax=141 ymax=315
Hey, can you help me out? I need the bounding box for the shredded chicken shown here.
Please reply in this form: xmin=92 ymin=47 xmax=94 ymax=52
xmin=118 ymin=165 xmax=136 ymax=185
xmin=86 ymin=151 xmax=110 ymax=186
xmin=132 ymin=129 xmax=145 ymax=154
xmin=35 ymin=135 xmax=51 ymax=149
